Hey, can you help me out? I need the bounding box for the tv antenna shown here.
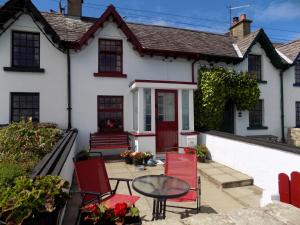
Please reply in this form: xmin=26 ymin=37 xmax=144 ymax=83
xmin=227 ymin=4 xmax=250 ymax=27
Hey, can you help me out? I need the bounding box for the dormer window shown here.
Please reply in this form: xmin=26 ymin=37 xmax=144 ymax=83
xmin=98 ymin=39 xmax=122 ymax=74
xmin=12 ymin=31 xmax=40 ymax=68
xmin=248 ymin=54 xmax=262 ymax=81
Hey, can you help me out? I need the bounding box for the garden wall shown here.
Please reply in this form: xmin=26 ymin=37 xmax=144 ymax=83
xmin=198 ymin=131 xmax=300 ymax=206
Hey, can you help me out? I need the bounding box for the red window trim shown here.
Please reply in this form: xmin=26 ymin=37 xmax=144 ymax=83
xmin=94 ymin=72 xmax=127 ymax=78
xmin=98 ymin=38 xmax=123 ymax=76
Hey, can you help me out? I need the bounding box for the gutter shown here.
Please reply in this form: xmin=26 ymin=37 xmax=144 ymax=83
xmin=67 ymin=49 xmax=72 ymax=129
xmin=280 ymin=69 xmax=285 ymax=143
xmin=191 ymin=57 xmax=200 ymax=83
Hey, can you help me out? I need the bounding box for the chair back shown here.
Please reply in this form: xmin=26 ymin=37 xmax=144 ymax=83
xmin=165 ymin=152 xmax=197 ymax=189
xmin=74 ymin=157 xmax=112 ymax=201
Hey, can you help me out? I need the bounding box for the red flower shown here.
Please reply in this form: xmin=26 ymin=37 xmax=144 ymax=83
xmin=114 ymin=202 xmax=127 ymax=217
xmin=84 ymin=203 xmax=98 ymax=213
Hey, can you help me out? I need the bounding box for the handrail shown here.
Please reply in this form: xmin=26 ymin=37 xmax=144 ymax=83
xmin=30 ymin=128 xmax=78 ymax=179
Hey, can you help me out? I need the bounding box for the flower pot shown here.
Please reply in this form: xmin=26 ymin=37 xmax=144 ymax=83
xmin=21 ymin=210 xmax=59 ymax=225
xmin=133 ymin=158 xmax=144 ymax=166
xmin=124 ymin=157 xmax=133 ymax=164
xmin=197 ymin=156 xmax=206 ymax=163
xmin=124 ymin=216 xmax=141 ymax=225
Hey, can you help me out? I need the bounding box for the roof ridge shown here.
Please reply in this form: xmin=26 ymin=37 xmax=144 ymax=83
xmin=127 ymin=21 xmax=230 ymax=37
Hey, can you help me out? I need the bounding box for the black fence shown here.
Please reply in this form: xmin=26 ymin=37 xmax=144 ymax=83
xmin=31 ymin=128 xmax=78 ymax=178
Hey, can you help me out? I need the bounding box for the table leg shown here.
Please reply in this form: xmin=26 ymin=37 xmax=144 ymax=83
xmin=162 ymin=199 xmax=167 ymax=219
xmin=152 ymin=199 xmax=157 ymax=221
xmin=155 ymin=198 xmax=160 ymax=220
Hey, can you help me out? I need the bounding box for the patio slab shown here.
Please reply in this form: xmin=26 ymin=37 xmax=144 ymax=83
xmin=197 ymin=161 xmax=253 ymax=188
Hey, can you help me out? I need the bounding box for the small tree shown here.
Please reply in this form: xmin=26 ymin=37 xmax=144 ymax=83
xmin=194 ymin=67 xmax=260 ymax=130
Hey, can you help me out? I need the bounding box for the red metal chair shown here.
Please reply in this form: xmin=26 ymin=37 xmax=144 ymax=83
xmin=74 ymin=156 xmax=140 ymax=209
xmin=164 ymin=152 xmax=201 ymax=212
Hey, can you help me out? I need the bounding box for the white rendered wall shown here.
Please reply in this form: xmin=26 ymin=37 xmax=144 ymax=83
xmin=0 ymin=14 xmax=68 ymax=128
xmin=234 ymin=43 xmax=281 ymax=138
xmin=71 ymin=19 xmax=194 ymax=149
xmin=283 ymin=63 xmax=300 ymax=136
xmin=199 ymin=132 xmax=300 ymax=206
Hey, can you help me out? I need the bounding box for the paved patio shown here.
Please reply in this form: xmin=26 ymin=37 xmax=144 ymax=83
xmin=105 ymin=160 xmax=261 ymax=222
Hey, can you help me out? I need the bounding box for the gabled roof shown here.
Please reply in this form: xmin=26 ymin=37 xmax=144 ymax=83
xmin=235 ymin=29 xmax=287 ymax=69
xmin=277 ymin=39 xmax=300 ymax=64
xmin=0 ymin=0 xmax=63 ymax=49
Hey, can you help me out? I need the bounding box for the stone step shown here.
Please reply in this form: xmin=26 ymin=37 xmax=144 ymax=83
xmin=197 ymin=161 xmax=253 ymax=189
xmin=222 ymin=185 xmax=262 ymax=208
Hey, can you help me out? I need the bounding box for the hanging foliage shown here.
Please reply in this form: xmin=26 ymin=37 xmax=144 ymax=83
xmin=194 ymin=67 xmax=260 ymax=130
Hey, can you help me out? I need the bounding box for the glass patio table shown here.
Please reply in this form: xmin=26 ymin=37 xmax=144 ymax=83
xmin=132 ymin=175 xmax=190 ymax=220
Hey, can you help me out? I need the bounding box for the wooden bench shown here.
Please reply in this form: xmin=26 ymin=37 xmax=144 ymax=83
xmin=89 ymin=132 xmax=131 ymax=151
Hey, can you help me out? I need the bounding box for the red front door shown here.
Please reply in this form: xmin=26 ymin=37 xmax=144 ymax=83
xmin=155 ymin=90 xmax=178 ymax=152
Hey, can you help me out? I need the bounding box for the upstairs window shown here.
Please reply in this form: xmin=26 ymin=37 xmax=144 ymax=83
xmin=12 ymin=31 xmax=40 ymax=68
xmin=99 ymin=39 xmax=122 ymax=73
xmin=296 ymin=102 xmax=300 ymax=127
xmin=248 ymin=54 xmax=262 ymax=81
xmin=249 ymin=100 xmax=263 ymax=128
xmin=295 ymin=60 xmax=300 ymax=84
xmin=11 ymin=93 xmax=39 ymax=122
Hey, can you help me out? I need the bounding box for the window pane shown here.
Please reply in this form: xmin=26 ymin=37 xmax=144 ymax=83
xmin=99 ymin=39 xmax=122 ymax=73
xmin=249 ymin=100 xmax=263 ymax=127
xmin=182 ymin=90 xmax=189 ymax=130
xmin=158 ymin=92 xmax=175 ymax=121
xmin=133 ymin=91 xmax=138 ymax=131
xmin=11 ymin=93 xmax=39 ymax=122
xmin=296 ymin=102 xmax=300 ymax=127
xmin=12 ymin=32 xmax=40 ymax=68
xmin=248 ymin=55 xmax=262 ymax=81
xmin=295 ymin=60 xmax=300 ymax=84
xmin=144 ymin=89 xmax=151 ymax=131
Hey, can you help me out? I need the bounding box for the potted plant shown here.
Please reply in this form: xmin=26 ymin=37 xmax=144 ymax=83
xmin=81 ymin=202 xmax=140 ymax=225
xmin=143 ymin=152 xmax=153 ymax=165
xmin=195 ymin=145 xmax=209 ymax=163
xmin=131 ymin=152 xmax=145 ymax=166
xmin=120 ymin=150 xmax=134 ymax=164
xmin=0 ymin=175 xmax=69 ymax=225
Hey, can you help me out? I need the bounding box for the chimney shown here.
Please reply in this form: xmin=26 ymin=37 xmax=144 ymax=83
xmin=229 ymin=14 xmax=252 ymax=39
xmin=68 ymin=0 xmax=83 ymax=17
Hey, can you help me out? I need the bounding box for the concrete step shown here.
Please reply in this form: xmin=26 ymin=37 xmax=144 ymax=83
xmin=222 ymin=185 xmax=262 ymax=208
xmin=197 ymin=161 xmax=253 ymax=189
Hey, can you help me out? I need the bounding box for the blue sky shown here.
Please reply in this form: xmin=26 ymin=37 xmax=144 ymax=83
xmin=2 ymin=0 xmax=300 ymax=43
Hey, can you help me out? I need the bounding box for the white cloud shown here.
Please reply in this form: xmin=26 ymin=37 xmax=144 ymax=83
xmin=255 ymin=1 xmax=300 ymax=21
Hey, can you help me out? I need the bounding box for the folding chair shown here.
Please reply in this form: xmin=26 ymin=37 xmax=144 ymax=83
xmin=164 ymin=152 xmax=201 ymax=212
xmin=74 ymin=156 xmax=140 ymax=209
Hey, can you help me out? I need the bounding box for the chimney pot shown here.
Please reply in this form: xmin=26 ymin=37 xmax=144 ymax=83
xmin=232 ymin=17 xmax=239 ymax=25
xmin=240 ymin=14 xmax=247 ymax=21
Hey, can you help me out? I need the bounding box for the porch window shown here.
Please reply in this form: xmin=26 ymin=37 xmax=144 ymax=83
xmin=133 ymin=91 xmax=138 ymax=131
xmin=99 ymin=39 xmax=122 ymax=73
xmin=295 ymin=60 xmax=300 ymax=84
xmin=11 ymin=93 xmax=39 ymax=122
xmin=296 ymin=102 xmax=300 ymax=127
xmin=144 ymin=89 xmax=151 ymax=131
xmin=248 ymin=54 xmax=262 ymax=81
xmin=249 ymin=100 xmax=263 ymax=128
xmin=12 ymin=31 xmax=40 ymax=68
xmin=182 ymin=90 xmax=189 ymax=130
xmin=97 ymin=96 xmax=123 ymax=132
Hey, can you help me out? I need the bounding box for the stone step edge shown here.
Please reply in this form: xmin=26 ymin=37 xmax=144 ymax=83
xmin=197 ymin=167 xmax=254 ymax=189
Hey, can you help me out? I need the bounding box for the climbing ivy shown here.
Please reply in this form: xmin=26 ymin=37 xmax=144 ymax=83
xmin=194 ymin=67 xmax=260 ymax=130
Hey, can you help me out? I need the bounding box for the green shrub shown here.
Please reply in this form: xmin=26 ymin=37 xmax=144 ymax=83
xmin=0 ymin=121 xmax=62 ymax=172
xmin=0 ymin=163 xmax=26 ymax=188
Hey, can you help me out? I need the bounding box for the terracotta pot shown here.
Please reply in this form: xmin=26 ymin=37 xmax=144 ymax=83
xmin=197 ymin=156 xmax=206 ymax=163
xmin=133 ymin=158 xmax=144 ymax=166
xmin=124 ymin=157 xmax=133 ymax=164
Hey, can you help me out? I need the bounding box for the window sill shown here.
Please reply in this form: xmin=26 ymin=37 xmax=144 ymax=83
xmin=293 ymin=83 xmax=300 ymax=87
xmin=3 ymin=67 xmax=45 ymax=73
xmin=257 ymin=80 xmax=267 ymax=84
xmin=247 ymin=126 xmax=268 ymax=130
xmin=94 ymin=72 xmax=127 ymax=78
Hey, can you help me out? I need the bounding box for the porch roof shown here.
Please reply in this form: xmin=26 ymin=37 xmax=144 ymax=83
xmin=129 ymin=80 xmax=198 ymax=91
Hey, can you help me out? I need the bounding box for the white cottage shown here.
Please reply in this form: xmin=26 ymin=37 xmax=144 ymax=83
xmin=0 ymin=0 xmax=295 ymax=154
